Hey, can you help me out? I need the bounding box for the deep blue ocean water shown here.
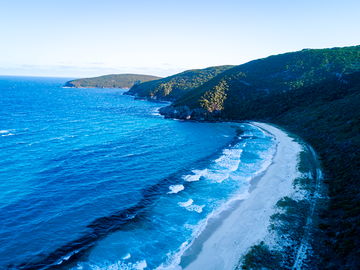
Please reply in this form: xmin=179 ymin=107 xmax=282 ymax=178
xmin=0 ymin=76 xmax=276 ymax=270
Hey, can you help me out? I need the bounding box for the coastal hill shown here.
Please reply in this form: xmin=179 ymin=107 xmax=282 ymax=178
xmin=63 ymin=46 xmax=360 ymax=268
xmin=124 ymin=65 xmax=234 ymax=101
xmin=158 ymin=45 xmax=360 ymax=269
xmin=233 ymin=70 xmax=360 ymax=269
xmin=261 ymin=70 xmax=360 ymax=269
xmin=170 ymin=46 xmax=360 ymax=117
xmin=64 ymin=74 xmax=161 ymax=89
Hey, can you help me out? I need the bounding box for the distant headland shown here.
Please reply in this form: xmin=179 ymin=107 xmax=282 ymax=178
xmin=64 ymin=74 xmax=161 ymax=89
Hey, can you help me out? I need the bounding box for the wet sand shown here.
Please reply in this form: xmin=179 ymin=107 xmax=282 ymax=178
xmin=180 ymin=122 xmax=302 ymax=270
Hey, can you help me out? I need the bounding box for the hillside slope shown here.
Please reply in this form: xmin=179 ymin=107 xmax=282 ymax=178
xmin=124 ymin=65 xmax=234 ymax=101
xmin=160 ymin=46 xmax=360 ymax=269
xmin=64 ymin=74 xmax=161 ymax=89
xmin=173 ymin=46 xmax=360 ymax=115
xmin=257 ymin=71 xmax=360 ymax=269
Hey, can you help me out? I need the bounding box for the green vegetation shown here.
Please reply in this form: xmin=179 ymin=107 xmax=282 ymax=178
xmin=175 ymin=46 xmax=360 ymax=112
xmin=125 ymin=65 xmax=234 ymax=100
xmin=166 ymin=45 xmax=360 ymax=269
xmin=240 ymin=144 xmax=322 ymax=269
xmin=298 ymin=150 xmax=315 ymax=174
xmin=238 ymin=242 xmax=282 ymax=270
xmin=66 ymin=45 xmax=360 ymax=268
xmin=200 ymin=78 xmax=229 ymax=112
xmin=270 ymin=197 xmax=310 ymax=241
xmin=267 ymin=74 xmax=360 ymax=269
xmin=64 ymin=74 xmax=161 ymax=89
xmin=232 ymin=71 xmax=360 ymax=268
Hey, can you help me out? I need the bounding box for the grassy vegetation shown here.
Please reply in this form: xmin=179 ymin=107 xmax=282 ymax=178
xmin=64 ymin=74 xmax=161 ymax=89
xmin=270 ymin=82 xmax=360 ymax=268
xmin=238 ymin=242 xmax=282 ymax=270
xmin=233 ymin=72 xmax=360 ymax=268
xmin=175 ymin=45 xmax=360 ymax=111
xmin=270 ymin=196 xmax=310 ymax=239
xmin=239 ymin=142 xmax=322 ymax=269
xmin=170 ymin=46 xmax=360 ymax=268
xmin=125 ymin=65 xmax=234 ymax=100
xmin=298 ymin=150 xmax=315 ymax=174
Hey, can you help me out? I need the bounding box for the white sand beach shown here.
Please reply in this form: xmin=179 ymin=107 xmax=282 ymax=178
xmin=179 ymin=122 xmax=302 ymax=270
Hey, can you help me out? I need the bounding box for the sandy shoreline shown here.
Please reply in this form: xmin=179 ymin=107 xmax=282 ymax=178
xmin=179 ymin=122 xmax=302 ymax=270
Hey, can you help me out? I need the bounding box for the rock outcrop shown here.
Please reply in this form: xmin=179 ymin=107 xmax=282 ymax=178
xmin=159 ymin=105 xmax=222 ymax=121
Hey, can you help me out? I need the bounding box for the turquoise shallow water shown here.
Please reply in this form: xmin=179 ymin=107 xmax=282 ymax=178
xmin=0 ymin=76 xmax=276 ymax=270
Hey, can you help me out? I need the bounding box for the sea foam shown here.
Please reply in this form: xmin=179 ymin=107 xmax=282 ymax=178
xmin=183 ymin=169 xmax=208 ymax=182
xmin=178 ymin=199 xmax=193 ymax=207
xmin=85 ymin=259 xmax=147 ymax=270
xmin=184 ymin=147 xmax=243 ymax=184
xmin=2 ymin=133 xmax=14 ymax=137
xmin=122 ymin=253 xmax=131 ymax=260
xmin=168 ymin=185 xmax=184 ymax=194
xmin=178 ymin=199 xmax=204 ymax=213
xmin=215 ymin=148 xmax=242 ymax=171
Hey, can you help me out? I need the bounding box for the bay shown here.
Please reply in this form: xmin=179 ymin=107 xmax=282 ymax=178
xmin=0 ymin=76 xmax=275 ymax=269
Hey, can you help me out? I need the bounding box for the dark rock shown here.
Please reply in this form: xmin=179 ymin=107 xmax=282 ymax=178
xmin=159 ymin=105 xmax=213 ymax=121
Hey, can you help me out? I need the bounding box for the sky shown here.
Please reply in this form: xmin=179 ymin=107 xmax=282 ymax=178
xmin=1 ymin=0 xmax=360 ymax=78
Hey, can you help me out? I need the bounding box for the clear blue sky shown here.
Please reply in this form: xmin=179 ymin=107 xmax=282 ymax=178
xmin=1 ymin=0 xmax=360 ymax=78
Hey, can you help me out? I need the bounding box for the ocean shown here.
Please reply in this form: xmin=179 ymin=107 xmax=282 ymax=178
xmin=0 ymin=76 xmax=276 ymax=270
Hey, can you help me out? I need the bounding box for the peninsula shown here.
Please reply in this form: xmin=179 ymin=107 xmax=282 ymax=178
xmin=64 ymin=74 xmax=161 ymax=89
